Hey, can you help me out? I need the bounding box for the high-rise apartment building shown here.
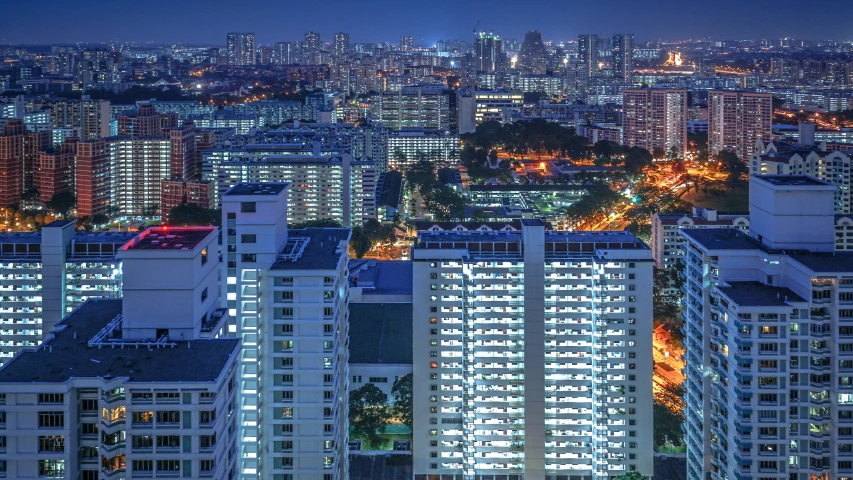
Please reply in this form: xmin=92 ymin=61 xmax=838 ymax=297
xmin=0 ymin=120 xmax=25 ymax=206
xmin=400 ymin=36 xmax=414 ymax=52
xmin=333 ymin=33 xmax=349 ymax=58
xmin=622 ymin=88 xmax=688 ymax=158
xmin=79 ymin=97 xmax=111 ymax=140
xmin=220 ymin=183 xmax=350 ymax=480
xmin=304 ymin=32 xmax=321 ymax=51
xmin=0 ymin=225 xmax=238 ymax=479
xmin=215 ymin=151 xmax=375 ymax=227
xmin=412 ymin=220 xmax=654 ymax=480
xmin=387 ymin=128 xmax=461 ymax=171
xmin=456 ymin=88 xmax=524 ymax=131
xmin=369 ymin=84 xmax=451 ymax=131
xmin=160 ymin=179 xmax=216 ymax=218
xmin=34 ymin=138 xmax=77 ymax=204
xmin=227 ymin=32 xmax=257 ymax=66
xmin=475 ymin=32 xmax=503 ymax=75
xmin=681 ymin=174 xmax=853 ymax=480
xmin=0 ymin=221 xmax=133 ymax=362
xmin=518 ymin=30 xmax=548 ymax=75
xmin=611 ymin=34 xmax=635 ymax=84
xmin=708 ymin=90 xmax=773 ymax=161
xmin=578 ymin=34 xmax=600 ymax=79
xmin=76 ymin=139 xmax=111 ymax=217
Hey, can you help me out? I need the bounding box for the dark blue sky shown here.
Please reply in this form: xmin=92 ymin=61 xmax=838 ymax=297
xmin=2 ymin=0 xmax=852 ymax=45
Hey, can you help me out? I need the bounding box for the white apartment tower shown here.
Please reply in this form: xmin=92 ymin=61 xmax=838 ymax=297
xmin=682 ymin=175 xmax=853 ymax=480
xmin=412 ymin=220 xmax=654 ymax=480
xmin=0 ymin=225 xmax=239 ymax=479
xmin=220 ymin=183 xmax=350 ymax=480
xmin=0 ymin=221 xmax=133 ymax=363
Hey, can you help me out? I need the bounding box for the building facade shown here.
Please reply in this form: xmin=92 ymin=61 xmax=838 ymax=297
xmin=622 ymin=88 xmax=688 ymax=158
xmin=708 ymin=90 xmax=773 ymax=161
xmin=220 ymin=183 xmax=350 ymax=480
xmin=412 ymin=220 xmax=654 ymax=480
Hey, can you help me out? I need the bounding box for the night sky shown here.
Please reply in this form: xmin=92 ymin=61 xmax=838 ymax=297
xmin=2 ymin=0 xmax=852 ymax=45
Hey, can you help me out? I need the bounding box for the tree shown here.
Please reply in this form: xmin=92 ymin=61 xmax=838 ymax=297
xmin=623 ymin=147 xmax=653 ymax=177
xmin=105 ymin=205 xmax=121 ymax=218
xmin=391 ymin=374 xmax=413 ymax=428
xmin=46 ymin=191 xmax=76 ymax=218
xmin=289 ymin=219 xmax=343 ymax=229
xmin=349 ymin=383 xmax=391 ymax=449
xmin=613 ymin=470 xmax=649 ymax=480
xmin=142 ymin=204 xmax=160 ymax=217
xmin=167 ymin=204 xmax=219 ymax=226
xmin=717 ymin=150 xmax=748 ymax=184
xmin=92 ymin=213 xmax=110 ymax=225
xmin=350 ymin=227 xmax=372 ymax=258
xmin=21 ymin=187 xmax=39 ymax=203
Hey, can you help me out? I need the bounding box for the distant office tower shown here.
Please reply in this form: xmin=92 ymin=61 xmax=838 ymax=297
xmin=220 ymin=183 xmax=350 ymax=480
xmin=0 ymin=225 xmax=237 ymax=479
xmin=681 ymin=175 xmax=853 ymax=480
xmin=475 ymin=31 xmax=503 ymax=74
xmin=79 ymin=97 xmax=111 ymax=140
xmin=708 ymin=90 xmax=772 ymax=161
xmin=369 ymin=84 xmax=451 ymax=130
xmin=258 ymin=45 xmax=272 ymax=65
xmin=612 ymin=34 xmax=634 ymax=83
xmin=517 ymin=30 xmax=548 ymax=75
xmin=35 ymin=138 xmax=77 ymax=204
xmin=0 ymin=120 xmax=25 ymax=206
xmin=622 ymin=88 xmax=688 ymax=157
xmin=411 ymin=220 xmax=655 ymax=479
xmin=227 ymin=32 xmax=257 ymax=66
xmin=0 ymin=221 xmax=133 ymax=362
xmin=273 ymin=42 xmax=292 ymax=65
xmin=76 ymin=139 xmax=111 ymax=217
xmin=578 ymin=34 xmax=600 ymax=79
xmin=333 ymin=32 xmax=350 ymax=57
xmin=696 ymin=58 xmax=715 ymax=76
xmin=400 ymin=35 xmax=414 ymax=52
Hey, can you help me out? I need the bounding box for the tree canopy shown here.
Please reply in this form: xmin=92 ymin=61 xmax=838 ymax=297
xmin=349 ymin=383 xmax=391 ymax=449
xmin=166 ymin=204 xmax=220 ymax=227
xmin=46 ymin=191 xmax=76 ymax=218
xmin=391 ymin=374 xmax=413 ymax=428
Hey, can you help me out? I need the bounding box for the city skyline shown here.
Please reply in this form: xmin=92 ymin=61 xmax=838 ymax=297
xmin=2 ymin=0 xmax=853 ymax=45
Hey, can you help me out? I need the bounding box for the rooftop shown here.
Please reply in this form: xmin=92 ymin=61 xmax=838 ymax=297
xmin=349 ymin=260 xmax=413 ymax=296
xmin=754 ymin=174 xmax=833 ymax=187
xmin=788 ymin=252 xmax=853 ymax=274
xmin=120 ymin=227 xmax=215 ymax=251
xmin=224 ymin=182 xmax=289 ymax=196
xmin=348 ymin=303 xmax=413 ymax=365
xmin=271 ymin=228 xmax=350 ymax=270
xmin=0 ymin=299 xmax=239 ymax=384
xmin=718 ymin=281 xmax=805 ymax=307
xmin=680 ymin=228 xmax=764 ymax=251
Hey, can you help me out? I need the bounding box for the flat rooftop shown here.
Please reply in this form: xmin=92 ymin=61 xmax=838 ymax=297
xmin=0 ymin=299 xmax=239 ymax=384
xmin=680 ymin=228 xmax=764 ymax=251
xmin=349 ymin=303 xmax=413 ymax=364
xmin=120 ymin=227 xmax=215 ymax=251
xmin=789 ymin=252 xmax=853 ymax=274
xmin=224 ymin=182 xmax=289 ymax=196
xmin=718 ymin=281 xmax=805 ymax=307
xmin=349 ymin=260 xmax=413 ymax=297
xmin=754 ymin=175 xmax=832 ymax=187
xmin=271 ymin=228 xmax=350 ymax=270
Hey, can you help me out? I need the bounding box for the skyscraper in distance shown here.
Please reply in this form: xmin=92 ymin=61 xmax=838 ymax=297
xmin=333 ymin=32 xmax=349 ymax=58
xmin=518 ymin=30 xmax=548 ymax=75
xmin=612 ymin=33 xmax=635 ymax=83
xmin=400 ymin=35 xmax=413 ymax=51
xmin=227 ymin=32 xmax=256 ymax=66
xmin=475 ymin=31 xmax=502 ymax=74
xmin=578 ymin=34 xmax=600 ymax=79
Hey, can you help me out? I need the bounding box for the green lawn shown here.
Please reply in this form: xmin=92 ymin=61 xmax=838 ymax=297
xmin=680 ymin=181 xmax=749 ymax=212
